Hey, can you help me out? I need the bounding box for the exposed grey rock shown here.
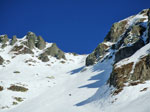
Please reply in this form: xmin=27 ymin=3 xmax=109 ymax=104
xmin=1 ymin=44 xmax=7 ymax=49
xmin=10 ymin=35 xmax=17 ymax=45
xmin=115 ymin=24 xmax=146 ymax=50
xmin=131 ymin=54 xmax=150 ymax=81
xmin=36 ymin=36 xmax=46 ymax=50
xmin=39 ymin=53 xmax=49 ymax=62
xmin=10 ymin=45 xmax=33 ymax=55
xmin=104 ymin=20 xmax=128 ymax=42
xmin=26 ymin=32 xmax=37 ymax=49
xmin=0 ymin=35 xmax=9 ymax=44
xmin=85 ymin=53 xmax=97 ymax=66
xmin=109 ymin=62 xmax=134 ymax=89
xmin=146 ymin=9 xmax=150 ymax=43
xmin=39 ymin=43 xmax=66 ymax=62
xmin=86 ymin=43 xmax=109 ymax=66
xmin=115 ymin=38 xmax=145 ymax=63
xmin=44 ymin=43 xmax=66 ymax=59
xmin=109 ymin=54 xmax=150 ymax=89
xmin=0 ymin=56 xmax=4 ymax=65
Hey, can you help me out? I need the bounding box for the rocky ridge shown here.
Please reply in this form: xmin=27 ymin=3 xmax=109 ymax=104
xmin=0 ymin=32 xmax=66 ymax=63
xmin=86 ymin=9 xmax=150 ymax=89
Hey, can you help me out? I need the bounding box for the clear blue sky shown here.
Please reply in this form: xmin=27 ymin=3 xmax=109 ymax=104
xmin=0 ymin=0 xmax=149 ymax=54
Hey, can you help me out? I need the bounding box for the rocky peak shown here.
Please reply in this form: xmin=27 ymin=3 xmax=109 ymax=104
xmin=36 ymin=36 xmax=46 ymax=50
xmin=10 ymin=35 xmax=17 ymax=45
xmin=39 ymin=43 xmax=66 ymax=62
xmin=0 ymin=35 xmax=9 ymax=44
xmin=86 ymin=9 xmax=149 ymax=66
xmin=85 ymin=8 xmax=150 ymax=91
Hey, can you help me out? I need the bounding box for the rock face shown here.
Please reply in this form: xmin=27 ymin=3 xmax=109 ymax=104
xmin=86 ymin=9 xmax=148 ymax=66
xmin=39 ymin=43 xmax=66 ymax=62
xmin=0 ymin=56 xmax=4 ymax=65
xmin=109 ymin=62 xmax=134 ymax=89
xmin=115 ymin=39 xmax=145 ymax=63
xmin=26 ymin=32 xmax=37 ymax=49
xmin=86 ymin=43 xmax=109 ymax=66
xmin=147 ymin=9 xmax=150 ymax=43
xmin=36 ymin=36 xmax=46 ymax=50
xmin=109 ymin=54 xmax=150 ymax=89
xmin=85 ymin=9 xmax=150 ymax=90
xmin=25 ymin=32 xmax=46 ymax=50
xmin=104 ymin=20 xmax=128 ymax=42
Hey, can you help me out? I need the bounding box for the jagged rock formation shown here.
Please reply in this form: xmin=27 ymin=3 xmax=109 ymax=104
xmin=10 ymin=35 xmax=17 ymax=45
xmin=0 ymin=56 xmax=4 ymax=65
xmin=0 ymin=32 xmax=66 ymax=61
xmin=39 ymin=43 xmax=66 ymax=62
xmin=104 ymin=20 xmax=128 ymax=42
xmin=0 ymin=35 xmax=9 ymax=49
xmin=109 ymin=54 xmax=150 ymax=89
xmin=36 ymin=36 xmax=46 ymax=50
xmin=86 ymin=9 xmax=149 ymax=67
xmin=115 ymin=38 xmax=145 ymax=63
xmin=147 ymin=9 xmax=150 ymax=43
xmin=25 ymin=32 xmax=46 ymax=50
xmin=85 ymin=9 xmax=150 ymax=90
xmin=86 ymin=43 xmax=109 ymax=66
xmin=0 ymin=35 xmax=9 ymax=44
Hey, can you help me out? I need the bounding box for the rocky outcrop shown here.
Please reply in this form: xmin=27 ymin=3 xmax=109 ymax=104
xmin=24 ymin=32 xmax=46 ymax=50
xmin=109 ymin=54 xmax=150 ymax=89
xmin=39 ymin=53 xmax=49 ymax=62
xmin=86 ymin=9 xmax=147 ymax=66
xmin=104 ymin=20 xmax=128 ymax=42
xmin=0 ymin=35 xmax=9 ymax=44
xmin=26 ymin=32 xmax=37 ymax=49
xmin=86 ymin=43 xmax=109 ymax=66
xmin=131 ymin=54 xmax=150 ymax=81
xmin=10 ymin=35 xmax=17 ymax=45
xmin=146 ymin=9 xmax=150 ymax=43
xmin=0 ymin=56 xmax=4 ymax=65
xmin=39 ymin=43 xmax=66 ymax=62
xmin=10 ymin=45 xmax=33 ymax=55
xmin=109 ymin=62 xmax=134 ymax=89
xmin=36 ymin=36 xmax=46 ymax=50
xmin=115 ymin=38 xmax=145 ymax=63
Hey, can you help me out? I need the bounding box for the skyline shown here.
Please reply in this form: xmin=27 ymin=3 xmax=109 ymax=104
xmin=0 ymin=0 xmax=150 ymax=54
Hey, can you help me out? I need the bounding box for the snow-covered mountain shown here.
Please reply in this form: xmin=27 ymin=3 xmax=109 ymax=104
xmin=1 ymin=9 xmax=150 ymax=112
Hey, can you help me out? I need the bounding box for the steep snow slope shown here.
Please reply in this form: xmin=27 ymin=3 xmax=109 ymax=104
xmin=1 ymin=9 xmax=150 ymax=112
xmin=1 ymin=44 xmax=150 ymax=112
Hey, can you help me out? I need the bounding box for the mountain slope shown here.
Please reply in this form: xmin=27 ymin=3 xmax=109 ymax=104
xmin=1 ymin=9 xmax=150 ymax=112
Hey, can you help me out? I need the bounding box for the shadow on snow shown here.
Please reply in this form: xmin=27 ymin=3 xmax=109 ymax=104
xmin=75 ymin=58 xmax=114 ymax=106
